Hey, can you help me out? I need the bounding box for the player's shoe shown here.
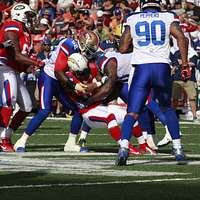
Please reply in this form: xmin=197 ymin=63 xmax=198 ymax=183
xmin=14 ymin=140 xmax=25 ymax=152
xmin=146 ymin=135 xmax=158 ymax=151
xmin=64 ymin=143 xmax=88 ymax=152
xmin=172 ymin=147 xmax=186 ymax=165
xmin=128 ymin=144 xmax=141 ymax=156
xmin=78 ymin=138 xmax=87 ymax=147
xmin=115 ymin=148 xmax=129 ymax=166
xmin=157 ymin=126 xmax=172 ymax=147
xmin=139 ymin=143 xmax=157 ymax=155
xmin=0 ymin=138 xmax=15 ymax=152
xmin=157 ymin=134 xmax=172 ymax=147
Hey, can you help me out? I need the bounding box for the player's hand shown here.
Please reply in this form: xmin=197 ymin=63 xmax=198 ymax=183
xmin=85 ymin=82 xmax=98 ymax=93
xmin=36 ymin=60 xmax=45 ymax=68
xmin=75 ymin=83 xmax=87 ymax=94
xmin=181 ymin=64 xmax=191 ymax=81
xmin=3 ymin=40 xmax=13 ymax=48
xmin=26 ymin=65 xmax=36 ymax=73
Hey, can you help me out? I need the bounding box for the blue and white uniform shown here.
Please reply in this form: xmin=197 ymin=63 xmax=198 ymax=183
xmin=25 ymin=38 xmax=82 ymax=136
xmin=122 ymin=10 xmax=181 ymax=141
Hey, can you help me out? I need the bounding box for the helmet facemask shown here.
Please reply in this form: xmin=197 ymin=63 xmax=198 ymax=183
xmin=78 ymin=31 xmax=99 ymax=60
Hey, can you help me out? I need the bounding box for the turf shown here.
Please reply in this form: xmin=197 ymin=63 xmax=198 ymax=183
xmin=0 ymin=118 xmax=200 ymax=200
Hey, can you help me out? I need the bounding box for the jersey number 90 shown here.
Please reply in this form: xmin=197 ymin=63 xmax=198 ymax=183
xmin=135 ymin=20 xmax=166 ymax=46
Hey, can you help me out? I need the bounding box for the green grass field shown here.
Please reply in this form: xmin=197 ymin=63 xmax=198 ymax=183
xmin=0 ymin=118 xmax=200 ymax=200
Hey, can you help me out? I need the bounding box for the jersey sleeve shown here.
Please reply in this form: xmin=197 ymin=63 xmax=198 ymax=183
xmin=3 ymin=21 xmax=22 ymax=34
xmin=54 ymin=47 xmax=69 ymax=71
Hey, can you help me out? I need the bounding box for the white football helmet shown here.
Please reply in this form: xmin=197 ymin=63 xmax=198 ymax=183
xmin=11 ymin=3 xmax=36 ymax=25
xmin=68 ymin=53 xmax=88 ymax=72
xmin=68 ymin=53 xmax=90 ymax=81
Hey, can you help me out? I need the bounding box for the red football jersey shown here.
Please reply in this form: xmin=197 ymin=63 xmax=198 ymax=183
xmin=0 ymin=20 xmax=31 ymax=72
xmin=65 ymin=63 xmax=100 ymax=114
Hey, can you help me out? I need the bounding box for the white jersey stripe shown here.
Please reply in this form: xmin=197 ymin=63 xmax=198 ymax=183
xmin=4 ymin=27 xmax=19 ymax=32
xmin=40 ymin=85 xmax=45 ymax=109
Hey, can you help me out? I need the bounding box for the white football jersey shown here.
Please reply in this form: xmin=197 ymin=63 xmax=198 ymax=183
xmin=104 ymin=52 xmax=132 ymax=83
xmin=125 ymin=11 xmax=179 ymax=64
xmin=44 ymin=40 xmax=65 ymax=79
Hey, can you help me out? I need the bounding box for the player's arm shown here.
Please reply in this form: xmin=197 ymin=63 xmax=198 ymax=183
xmin=54 ymin=50 xmax=87 ymax=92
xmin=84 ymin=58 xmax=118 ymax=105
xmin=4 ymin=32 xmax=38 ymax=66
xmin=170 ymin=21 xmax=189 ymax=80
xmin=54 ymin=50 xmax=75 ymax=89
xmin=170 ymin=21 xmax=188 ymax=66
xmin=119 ymin=25 xmax=132 ymax=54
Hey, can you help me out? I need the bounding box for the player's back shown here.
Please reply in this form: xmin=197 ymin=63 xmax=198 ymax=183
xmin=126 ymin=11 xmax=178 ymax=64
xmin=105 ymin=51 xmax=132 ymax=82
xmin=44 ymin=38 xmax=79 ymax=79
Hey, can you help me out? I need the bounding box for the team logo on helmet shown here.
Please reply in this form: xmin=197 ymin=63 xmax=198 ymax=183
xmin=78 ymin=31 xmax=99 ymax=59
xmin=14 ymin=4 xmax=26 ymax=10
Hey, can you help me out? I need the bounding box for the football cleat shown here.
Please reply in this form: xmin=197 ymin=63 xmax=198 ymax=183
xmin=157 ymin=126 xmax=172 ymax=147
xmin=172 ymin=147 xmax=187 ymax=165
xmin=146 ymin=135 xmax=158 ymax=151
xmin=128 ymin=144 xmax=141 ymax=156
xmin=0 ymin=138 xmax=15 ymax=152
xmin=115 ymin=148 xmax=129 ymax=166
xmin=139 ymin=143 xmax=157 ymax=155
xmin=78 ymin=138 xmax=87 ymax=147
xmin=15 ymin=147 xmax=25 ymax=152
xmin=64 ymin=143 xmax=89 ymax=152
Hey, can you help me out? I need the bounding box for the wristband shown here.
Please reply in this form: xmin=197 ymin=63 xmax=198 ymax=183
xmin=96 ymin=81 xmax=102 ymax=87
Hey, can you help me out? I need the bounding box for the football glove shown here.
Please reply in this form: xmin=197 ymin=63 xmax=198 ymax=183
xmin=3 ymin=40 xmax=13 ymax=48
xmin=181 ymin=64 xmax=191 ymax=81
xmin=75 ymin=83 xmax=87 ymax=94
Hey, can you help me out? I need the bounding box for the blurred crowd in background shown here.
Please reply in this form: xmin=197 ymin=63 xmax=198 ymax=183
xmin=1 ymin=0 xmax=200 ymax=121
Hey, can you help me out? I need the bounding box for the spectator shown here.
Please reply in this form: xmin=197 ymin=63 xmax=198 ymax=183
xmin=171 ymin=48 xmax=199 ymax=121
xmin=79 ymin=9 xmax=94 ymax=31
xmin=52 ymin=8 xmax=66 ymax=34
xmin=102 ymin=0 xmax=115 ymax=27
xmin=37 ymin=37 xmax=52 ymax=63
xmin=74 ymin=0 xmax=93 ymax=9
xmin=94 ymin=20 xmax=112 ymax=41
xmin=57 ymin=0 xmax=73 ymax=9
xmin=39 ymin=0 xmax=56 ymax=23
xmin=110 ymin=8 xmax=124 ymax=40
xmin=185 ymin=0 xmax=200 ymax=22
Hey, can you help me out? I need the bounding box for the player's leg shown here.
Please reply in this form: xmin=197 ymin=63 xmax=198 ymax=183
xmin=0 ymin=68 xmax=17 ymax=152
xmin=120 ymin=82 xmax=157 ymax=151
xmin=153 ymin=63 xmax=185 ymax=163
xmin=116 ymin=65 xmax=151 ymax=165
xmin=56 ymin=88 xmax=85 ymax=152
xmin=6 ymin=73 xmax=32 ymax=139
xmin=78 ymin=121 xmax=91 ymax=147
xmin=14 ymin=70 xmax=55 ymax=152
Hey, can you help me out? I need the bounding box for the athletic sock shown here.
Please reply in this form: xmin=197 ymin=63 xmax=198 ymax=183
xmin=0 ymin=107 xmax=12 ymax=127
xmin=16 ymin=132 xmax=29 ymax=147
xmin=9 ymin=110 xmax=29 ymax=131
xmin=172 ymin=139 xmax=181 ymax=149
xmin=108 ymin=126 xmax=121 ymax=141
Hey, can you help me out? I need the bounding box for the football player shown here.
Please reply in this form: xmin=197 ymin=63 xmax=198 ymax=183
xmin=116 ymin=0 xmax=188 ymax=165
xmin=14 ymin=34 xmax=94 ymax=152
xmin=0 ymin=3 xmax=42 ymax=152
xmin=65 ymin=54 xmax=143 ymax=156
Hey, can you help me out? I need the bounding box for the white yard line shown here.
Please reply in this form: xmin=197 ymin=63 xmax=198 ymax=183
xmin=1 ymin=177 xmax=200 ymax=189
xmin=26 ymin=116 xmax=200 ymax=125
